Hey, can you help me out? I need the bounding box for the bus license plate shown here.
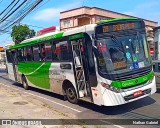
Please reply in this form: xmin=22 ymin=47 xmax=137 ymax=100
xmin=133 ymin=90 xmax=143 ymax=97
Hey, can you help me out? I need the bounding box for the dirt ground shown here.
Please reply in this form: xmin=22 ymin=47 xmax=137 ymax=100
xmin=0 ymin=84 xmax=85 ymax=128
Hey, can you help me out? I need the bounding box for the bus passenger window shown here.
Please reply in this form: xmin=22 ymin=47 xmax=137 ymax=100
xmin=54 ymin=43 xmax=61 ymax=61
xmin=45 ymin=42 xmax=52 ymax=61
xmin=53 ymin=41 xmax=71 ymax=61
xmin=26 ymin=47 xmax=33 ymax=61
xmin=17 ymin=48 xmax=24 ymax=62
xmin=23 ymin=48 xmax=27 ymax=61
xmin=33 ymin=45 xmax=40 ymax=61
xmin=40 ymin=44 xmax=45 ymax=61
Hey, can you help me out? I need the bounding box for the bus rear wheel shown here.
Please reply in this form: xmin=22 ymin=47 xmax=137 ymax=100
xmin=22 ymin=75 xmax=29 ymax=90
xmin=66 ymin=85 xmax=78 ymax=104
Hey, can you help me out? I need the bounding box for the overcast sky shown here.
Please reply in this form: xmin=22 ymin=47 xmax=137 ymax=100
xmin=0 ymin=0 xmax=160 ymax=47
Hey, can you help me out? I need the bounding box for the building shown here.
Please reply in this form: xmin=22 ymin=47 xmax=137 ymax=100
xmin=60 ymin=6 xmax=158 ymax=54
xmin=60 ymin=6 xmax=158 ymax=31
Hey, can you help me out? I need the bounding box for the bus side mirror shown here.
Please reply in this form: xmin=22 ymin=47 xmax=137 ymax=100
xmin=92 ymin=46 xmax=100 ymax=57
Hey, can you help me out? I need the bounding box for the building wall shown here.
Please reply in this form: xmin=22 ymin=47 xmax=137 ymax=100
xmin=60 ymin=6 xmax=158 ymax=31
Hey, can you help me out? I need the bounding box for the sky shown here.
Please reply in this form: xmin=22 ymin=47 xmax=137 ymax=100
xmin=0 ymin=0 xmax=160 ymax=47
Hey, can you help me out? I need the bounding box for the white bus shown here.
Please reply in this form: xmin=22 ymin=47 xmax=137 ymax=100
xmin=5 ymin=18 xmax=156 ymax=106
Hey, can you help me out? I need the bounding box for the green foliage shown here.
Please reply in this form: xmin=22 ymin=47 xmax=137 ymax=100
xmin=11 ymin=25 xmax=36 ymax=44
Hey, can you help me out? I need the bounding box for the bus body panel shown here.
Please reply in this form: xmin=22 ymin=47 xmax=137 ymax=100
xmin=49 ymin=62 xmax=76 ymax=95
xmin=18 ymin=62 xmax=51 ymax=90
xmin=7 ymin=63 xmax=16 ymax=81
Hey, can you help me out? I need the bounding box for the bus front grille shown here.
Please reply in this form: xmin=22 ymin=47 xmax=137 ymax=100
xmin=114 ymin=67 xmax=152 ymax=81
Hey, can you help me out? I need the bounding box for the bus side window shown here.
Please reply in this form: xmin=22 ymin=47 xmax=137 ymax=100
xmin=53 ymin=40 xmax=71 ymax=62
xmin=54 ymin=42 xmax=61 ymax=61
xmin=26 ymin=47 xmax=33 ymax=61
xmin=40 ymin=44 xmax=45 ymax=61
xmin=17 ymin=48 xmax=24 ymax=62
xmin=6 ymin=50 xmax=13 ymax=63
xmin=33 ymin=45 xmax=40 ymax=61
xmin=23 ymin=47 xmax=27 ymax=61
xmin=45 ymin=42 xmax=52 ymax=61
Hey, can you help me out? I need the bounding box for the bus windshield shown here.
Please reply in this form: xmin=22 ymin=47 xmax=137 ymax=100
xmin=96 ymin=33 xmax=151 ymax=74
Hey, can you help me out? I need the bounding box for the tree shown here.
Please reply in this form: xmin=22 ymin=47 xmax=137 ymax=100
xmin=11 ymin=25 xmax=36 ymax=44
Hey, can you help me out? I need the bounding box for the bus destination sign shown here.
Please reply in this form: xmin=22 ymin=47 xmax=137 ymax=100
xmin=96 ymin=21 xmax=142 ymax=34
xmin=103 ymin=23 xmax=135 ymax=33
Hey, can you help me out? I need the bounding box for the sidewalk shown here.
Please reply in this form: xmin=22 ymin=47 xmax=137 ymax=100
xmin=0 ymin=83 xmax=83 ymax=128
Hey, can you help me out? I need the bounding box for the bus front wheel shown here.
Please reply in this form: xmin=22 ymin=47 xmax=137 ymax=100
xmin=22 ymin=75 xmax=29 ymax=90
xmin=66 ymin=85 xmax=78 ymax=104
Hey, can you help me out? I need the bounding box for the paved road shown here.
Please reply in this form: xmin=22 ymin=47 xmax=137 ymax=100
xmin=0 ymin=67 xmax=160 ymax=128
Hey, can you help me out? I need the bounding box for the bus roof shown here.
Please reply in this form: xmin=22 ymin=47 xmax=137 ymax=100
xmin=96 ymin=17 xmax=138 ymax=24
xmin=9 ymin=17 xmax=139 ymax=50
xmin=9 ymin=31 xmax=64 ymax=49
xmin=9 ymin=24 xmax=96 ymax=50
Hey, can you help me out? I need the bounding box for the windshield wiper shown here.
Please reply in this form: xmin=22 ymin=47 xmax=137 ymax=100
xmin=111 ymin=35 xmax=124 ymax=53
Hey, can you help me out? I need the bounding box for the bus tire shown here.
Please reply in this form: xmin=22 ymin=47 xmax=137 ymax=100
xmin=22 ymin=75 xmax=29 ymax=90
xmin=65 ymin=84 xmax=78 ymax=104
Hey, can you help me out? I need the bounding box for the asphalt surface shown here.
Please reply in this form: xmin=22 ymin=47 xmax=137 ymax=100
xmin=0 ymin=67 xmax=160 ymax=128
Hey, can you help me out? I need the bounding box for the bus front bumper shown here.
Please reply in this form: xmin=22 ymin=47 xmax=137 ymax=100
xmin=102 ymin=76 xmax=157 ymax=106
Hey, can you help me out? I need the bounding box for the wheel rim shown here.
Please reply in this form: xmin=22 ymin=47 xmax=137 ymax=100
xmin=67 ymin=87 xmax=75 ymax=99
xmin=23 ymin=81 xmax=27 ymax=88
xmin=22 ymin=77 xmax=27 ymax=88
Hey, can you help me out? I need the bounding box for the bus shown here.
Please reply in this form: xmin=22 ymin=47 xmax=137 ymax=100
xmin=5 ymin=18 xmax=156 ymax=106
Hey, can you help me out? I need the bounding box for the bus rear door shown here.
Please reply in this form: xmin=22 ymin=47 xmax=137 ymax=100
xmin=6 ymin=49 xmax=18 ymax=82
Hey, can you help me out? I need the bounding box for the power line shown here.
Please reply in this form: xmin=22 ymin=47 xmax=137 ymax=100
xmin=0 ymin=0 xmax=27 ymax=24
xmin=0 ymin=0 xmax=45 ymax=32
xmin=0 ymin=19 xmax=44 ymax=29
xmin=0 ymin=0 xmax=4 ymax=4
xmin=1 ymin=0 xmax=43 ymax=31
xmin=0 ymin=0 xmax=17 ymax=16
xmin=28 ymin=0 xmax=50 ymax=14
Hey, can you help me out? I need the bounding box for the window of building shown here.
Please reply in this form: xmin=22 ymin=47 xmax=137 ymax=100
xmin=63 ymin=20 xmax=71 ymax=28
xmin=33 ymin=45 xmax=40 ymax=61
xmin=96 ymin=16 xmax=106 ymax=22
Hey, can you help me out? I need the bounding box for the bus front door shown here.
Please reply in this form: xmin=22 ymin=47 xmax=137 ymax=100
xmin=71 ymin=39 xmax=92 ymax=101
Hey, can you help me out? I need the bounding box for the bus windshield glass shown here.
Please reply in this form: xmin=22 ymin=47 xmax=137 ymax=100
xmin=96 ymin=33 xmax=151 ymax=74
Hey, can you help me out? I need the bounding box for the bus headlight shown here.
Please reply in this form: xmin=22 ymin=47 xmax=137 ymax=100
xmin=101 ymin=82 xmax=121 ymax=93
xmin=148 ymin=75 xmax=154 ymax=84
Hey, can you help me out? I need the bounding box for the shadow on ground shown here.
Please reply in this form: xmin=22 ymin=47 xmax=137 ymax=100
xmin=12 ymin=82 xmax=156 ymax=116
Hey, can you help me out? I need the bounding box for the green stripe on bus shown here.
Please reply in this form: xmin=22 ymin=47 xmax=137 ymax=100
xmin=69 ymin=33 xmax=84 ymax=40
xmin=97 ymin=17 xmax=138 ymax=24
xmin=111 ymin=71 xmax=154 ymax=89
xmin=9 ymin=32 xmax=64 ymax=49
xmin=18 ymin=62 xmax=51 ymax=89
